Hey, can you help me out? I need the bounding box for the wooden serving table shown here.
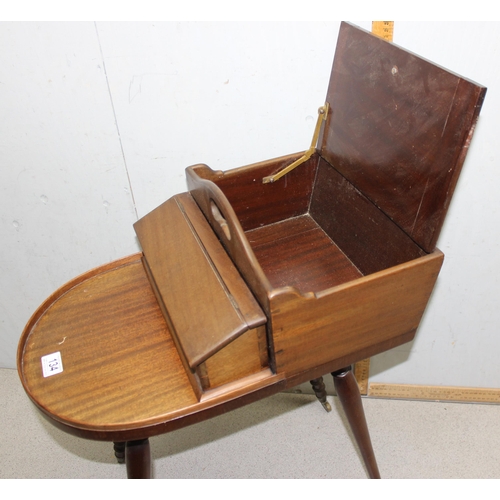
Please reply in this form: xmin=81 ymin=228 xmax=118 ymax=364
xmin=17 ymin=23 xmax=486 ymax=479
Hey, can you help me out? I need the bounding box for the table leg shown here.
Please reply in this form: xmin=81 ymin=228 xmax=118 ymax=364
xmin=332 ymin=366 xmax=381 ymax=479
xmin=125 ymin=439 xmax=151 ymax=479
xmin=310 ymin=377 xmax=332 ymax=412
xmin=113 ymin=441 xmax=126 ymax=464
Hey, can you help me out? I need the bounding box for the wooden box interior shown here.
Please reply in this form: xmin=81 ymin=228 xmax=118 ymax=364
xmin=195 ymin=152 xmax=426 ymax=297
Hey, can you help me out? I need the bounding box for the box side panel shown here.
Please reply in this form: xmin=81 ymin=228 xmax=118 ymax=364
xmin=198 ymin=325 xmax=268 ymax=390
xmin=188 ymin=153 xmax=318 ymax=231
xmin=310 ymin=156 xmax=426 ymax=275
xmin=270 ymin=251 xmax=443 ymax=377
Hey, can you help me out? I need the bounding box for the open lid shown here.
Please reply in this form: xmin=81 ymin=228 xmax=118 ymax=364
xmin=320 ymin=22 xmax=486 ymax=253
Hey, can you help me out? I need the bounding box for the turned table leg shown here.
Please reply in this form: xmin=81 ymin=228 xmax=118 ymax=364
xmin=310 ymin=377 xmax=332 ymax=412
xmin=113 ymin=441 xmax=126 ymax=464
xmin=332 ymin=366 xmax=381 ymax=479
xmin=125 ymin=439 xmax=151 ymax=479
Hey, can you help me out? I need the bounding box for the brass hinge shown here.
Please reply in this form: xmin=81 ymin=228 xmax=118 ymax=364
xmin=262 ymin=103 xmax=329 ymax=184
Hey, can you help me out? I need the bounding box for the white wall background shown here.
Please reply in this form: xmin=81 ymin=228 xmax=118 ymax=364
xmin=1 ymin=22 xmax=499 ymax=391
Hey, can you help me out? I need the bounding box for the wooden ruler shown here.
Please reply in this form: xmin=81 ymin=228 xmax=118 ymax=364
xmin=354 ymin=358 xmax=370 ymax=395
xmin=369 ymin=383 xmax=500 ymax=404
xmin=372 ymin=21 xmax=394 ymax=42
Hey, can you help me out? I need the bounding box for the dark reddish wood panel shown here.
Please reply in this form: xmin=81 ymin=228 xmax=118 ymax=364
xmin=247 ymin=214 xmax=362 ymax=293
xmin=310 ymin=158 xmax=425 ymax=276
xmin=320 ymin=22 xmax=486 ymax=253
xmin=209 ymin=153 xmax=319 ymax=231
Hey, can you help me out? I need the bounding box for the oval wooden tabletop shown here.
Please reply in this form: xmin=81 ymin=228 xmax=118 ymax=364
xmin=17 ymin=254 xmax=200 ymax=435
xmin=17 ymin=254 xmax=281 ymax=441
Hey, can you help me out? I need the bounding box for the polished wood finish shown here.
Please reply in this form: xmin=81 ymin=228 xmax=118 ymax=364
xmin=333 ymin=366 xmax=380 ymax=479
xmin=135 ymin=193 xmax=267 ymax=363
xmin=134 ymin=194 xmax=266 ymax=365
xmin=188 ymin=157 xmax=444 ymax=379
xmin=126 ymin=439 xmax=151 ymax=479
xmin=17 ymin=255 xmax=286 ymax=442
xmin=269 ymin=250 xmax=443 ymax=377
xmin=17 ymin=22 xmax=485 ymax=478
xmin=18 ymin=255 xmax=197 ymax=435
xmin=134 ymin=193 xmax=268 ymax=395
xmin=320 ymin=22 xmax=486 ymax=253
xmin=247 ymin=214 xmax=363 ymax=293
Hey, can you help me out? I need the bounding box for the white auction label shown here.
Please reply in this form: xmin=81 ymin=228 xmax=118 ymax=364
xmin=41 ymin=352 xmax=63 ymax=378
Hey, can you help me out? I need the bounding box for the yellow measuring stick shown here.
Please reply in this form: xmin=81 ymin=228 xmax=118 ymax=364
xmin=372 ymin=21 xmax=394 ymax=42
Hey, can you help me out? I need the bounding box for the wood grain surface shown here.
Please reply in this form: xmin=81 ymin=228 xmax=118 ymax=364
xmin=320 ymin=22 xmax=486 ymax=253
xmin=134 ymin=194 xmax=266 ymax=369
xmin=18 ymin=255 xmax=285 ymax=440
xmin=270 ymin=250 xmax=443 ymax=377
xmin=246 ymin=214 xmax=362 ymax=293
xmin=19 ymin=255 xmax=198 ymax=430
xmin=16 ymin=23 xmax=486 ymax=470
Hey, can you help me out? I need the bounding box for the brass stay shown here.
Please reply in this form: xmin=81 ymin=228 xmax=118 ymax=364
xmin=262 ymin=102 xmax=330 ymax=184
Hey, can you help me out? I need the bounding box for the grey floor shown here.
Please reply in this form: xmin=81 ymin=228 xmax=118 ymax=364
xmin=2 ymin=367 xmax=500 ymax=479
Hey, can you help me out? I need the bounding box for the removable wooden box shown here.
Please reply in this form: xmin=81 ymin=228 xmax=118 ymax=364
xmin=135 ymin=22 xmax=486 ymax=399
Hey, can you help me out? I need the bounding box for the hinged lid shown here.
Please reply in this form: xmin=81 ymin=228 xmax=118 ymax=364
xmin=134 ymin=193 xmax=266 ymax=369
xmin=320 ymin=22 xmax=486 ymax=252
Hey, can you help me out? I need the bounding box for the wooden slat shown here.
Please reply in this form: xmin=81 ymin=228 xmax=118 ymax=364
xmin=369 ymin=383 xmax=500 ymax=404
